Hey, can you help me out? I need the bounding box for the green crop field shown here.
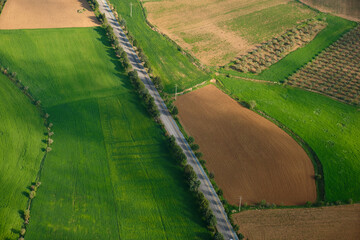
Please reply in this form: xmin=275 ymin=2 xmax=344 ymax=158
xmin=108 ymin=0 xmax=210 ymax=93
xmin=222 ymin=1 xmax=316 ymax=44
xmin=222 ymin=14 xmax=357 ymax=82
xmin=219 ymin=77 xmax=360 ymax=202
xmin=0 ymin=74 xmax=45 ymax=240
xmin=0 ymin=27 xmax=210 ymax=239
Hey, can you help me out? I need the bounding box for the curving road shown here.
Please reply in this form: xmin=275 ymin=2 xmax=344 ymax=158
xmin=96 ymin=0 xmax=238 ymax=239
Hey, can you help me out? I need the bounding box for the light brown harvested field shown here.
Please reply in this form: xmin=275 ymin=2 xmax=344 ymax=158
xmin=0 ymin=0 xmax=99 ymax=29
xmin=144 ymin=0 xmax=314 ymax=66
xmin=234 ymin=204 xmax=360 ymax=240
xmin=175 ymin=85 xmax=316 ymax=205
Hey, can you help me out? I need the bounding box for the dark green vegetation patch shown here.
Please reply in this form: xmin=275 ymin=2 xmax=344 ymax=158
xmin=0 ymin=27 xmax=210 ymax=239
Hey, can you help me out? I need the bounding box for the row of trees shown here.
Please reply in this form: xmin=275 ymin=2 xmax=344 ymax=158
xmin=288 ymin=25 xmax=360 ymax=105
xmin=87 ymin=3 xmax=230 ymax=239
xmin=166 ymin=135 xmax=222 ymax=238
xmin=0 ymin=64 xmax=53 ymax=240
xmin=232 ymin=18 xmax=327 ymax=74
xmin=128 ymin=70 xmax=160 ymax=118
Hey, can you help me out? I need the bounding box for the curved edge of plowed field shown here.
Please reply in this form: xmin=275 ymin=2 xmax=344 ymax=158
xmin=175 ymin=84 xmax=317 ymax=206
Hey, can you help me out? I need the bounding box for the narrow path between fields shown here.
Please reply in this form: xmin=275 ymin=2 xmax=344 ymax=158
xmin=95 ymin=0 xmax=238 ymax=239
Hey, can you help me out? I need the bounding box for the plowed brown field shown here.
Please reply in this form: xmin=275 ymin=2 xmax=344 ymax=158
xmin=175 ymin=85 xmax=316 ymax=205
xmin=234 ymin=204 xmax=360 ymax=240
xmin=0 ymin=0 xmax=99 ymax=29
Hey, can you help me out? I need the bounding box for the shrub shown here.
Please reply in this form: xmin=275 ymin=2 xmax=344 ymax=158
xmin=238 ymin=232 xmax=245 ymax=240
xmin=214 ymin=232 xmax=224 ymax=240
xmin=194 ymin=152 xmax=203 ymax=158
xmin=171 ymin=106 xmax=178 ymax=115
xmin=187 ymin=136 xmax=195 ymax=144
xmin=249 ymin=100 xmax=256 ymax=109
xmin=190 ymin=143 xmax=199 ymax=151
xmin=24 ymin=209 xmax=30 ymax=222
xmin=29 ymin=191 xmax=36 ymax=199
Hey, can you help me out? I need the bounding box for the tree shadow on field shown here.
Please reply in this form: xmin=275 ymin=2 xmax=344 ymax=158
xmin=93 ymin=27 xmax=133 ymax=91
xmin=78 ymin=0 xmax=93 ymax=12
xmin=22 ymin=191 xmax=29 ymax=198
xmin=18 ymin=210 xmax=24 ymax=219
xmin=11 ymin=228 xmax=20 ymax=234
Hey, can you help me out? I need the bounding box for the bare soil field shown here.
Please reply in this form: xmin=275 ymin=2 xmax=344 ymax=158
xmin=145 ymin=0 xmax=315 ymax=65
xmin=0 ymin=0 xmax=99 ymax=29
xmin=234 ymin=204 xmax=360 ymax=240
xmin=175 ymin=85 xmax=316 ymax=205
xmin=300 ymin=0 xmax=360 ymax=22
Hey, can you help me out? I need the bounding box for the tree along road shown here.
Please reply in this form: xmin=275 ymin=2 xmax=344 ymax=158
xmin=96 ymin=0 xmax=238 ymax=239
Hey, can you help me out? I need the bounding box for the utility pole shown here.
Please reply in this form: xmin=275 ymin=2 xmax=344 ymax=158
xmin=175 ymin=84 xmax=177 ymax=100
xmin=239 ymin=196 xmax=242 ymax=212
xmin=130 ymin=2 xmax=133 ymax=17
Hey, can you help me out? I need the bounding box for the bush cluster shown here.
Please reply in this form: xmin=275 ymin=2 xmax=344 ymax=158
xmin=18 ymin=181 xmax=42 ymax=239
xmin=232 ymin=18 xmax=327 ymax=74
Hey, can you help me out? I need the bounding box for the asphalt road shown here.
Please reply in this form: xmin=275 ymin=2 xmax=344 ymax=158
xmin=96 ymin=1 xmax=238 ymax=239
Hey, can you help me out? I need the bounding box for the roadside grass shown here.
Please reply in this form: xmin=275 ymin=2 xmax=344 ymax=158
xmin=0 ymin=27 xmax=210 ymax=239
xmin=218 ymin=77 xmax=360 ymax=202
xmin=0 ymin=74 xmax=45 ymax=240
xmin=221 ymin=14 xmax=357 ymax=82
xmin=109 ymin=0 xmax=210 ymax=93
xmin=222 ymin=1 xmax=316 ymax=43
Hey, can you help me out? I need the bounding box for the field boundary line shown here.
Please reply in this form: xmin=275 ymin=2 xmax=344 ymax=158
xmin=0 ymin=67 xmax=53 ymax=238
xmin=96 ymin=0 xmax=238 ymax=238
xmin=215 ymin=80 xmax=326 ymax=202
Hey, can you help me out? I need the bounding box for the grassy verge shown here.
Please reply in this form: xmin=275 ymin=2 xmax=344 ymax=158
xmin=0 ymin=27 xmax=210 ymax=239
xmin=0 ymin=73 xmax=46 ymax=240
xmin=108 ymin=0 xmax=210 ymax=93
xmin=221 ymin=14 xmax=357 ymax=82
xmin=218 ymin=76 xmax=360 ymax=202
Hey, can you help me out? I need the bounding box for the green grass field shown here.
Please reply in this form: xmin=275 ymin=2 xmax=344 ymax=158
xmin=0 ymin=27 xmax=210 ymax=239
xmin=109 ymin=0 xmax=210 ymax=92
xmin=222 ymin=1 xmax=316 ymax=43
xmin=0 ymin=74 xmax=45 ymax=240
xmin=219 ymin=77 xmax=360 ymax=202
xmin=221 ymin=14 xmax=357 ymax=81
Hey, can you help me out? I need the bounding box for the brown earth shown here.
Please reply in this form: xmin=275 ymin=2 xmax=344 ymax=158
xmin=145 ymin=0 xmax=291 ymax=66
xmin=0 ymin=0 xmax=99 ymax=29
xmin=175 ymin=85 xmax=316 ymax=205
xmin=300 ymin=0 xmax=360 ymax=22
xmin=234 ymin=204 xmax=360 ymax=240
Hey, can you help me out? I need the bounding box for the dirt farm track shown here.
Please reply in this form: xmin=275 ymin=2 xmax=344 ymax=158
xmin=0 ymin=0 xmax=99 ymax=29
xmin=234 ymin=204 xmax=360 ymax=240
xmin=175 ymin=85 xmax=317 ymax=206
